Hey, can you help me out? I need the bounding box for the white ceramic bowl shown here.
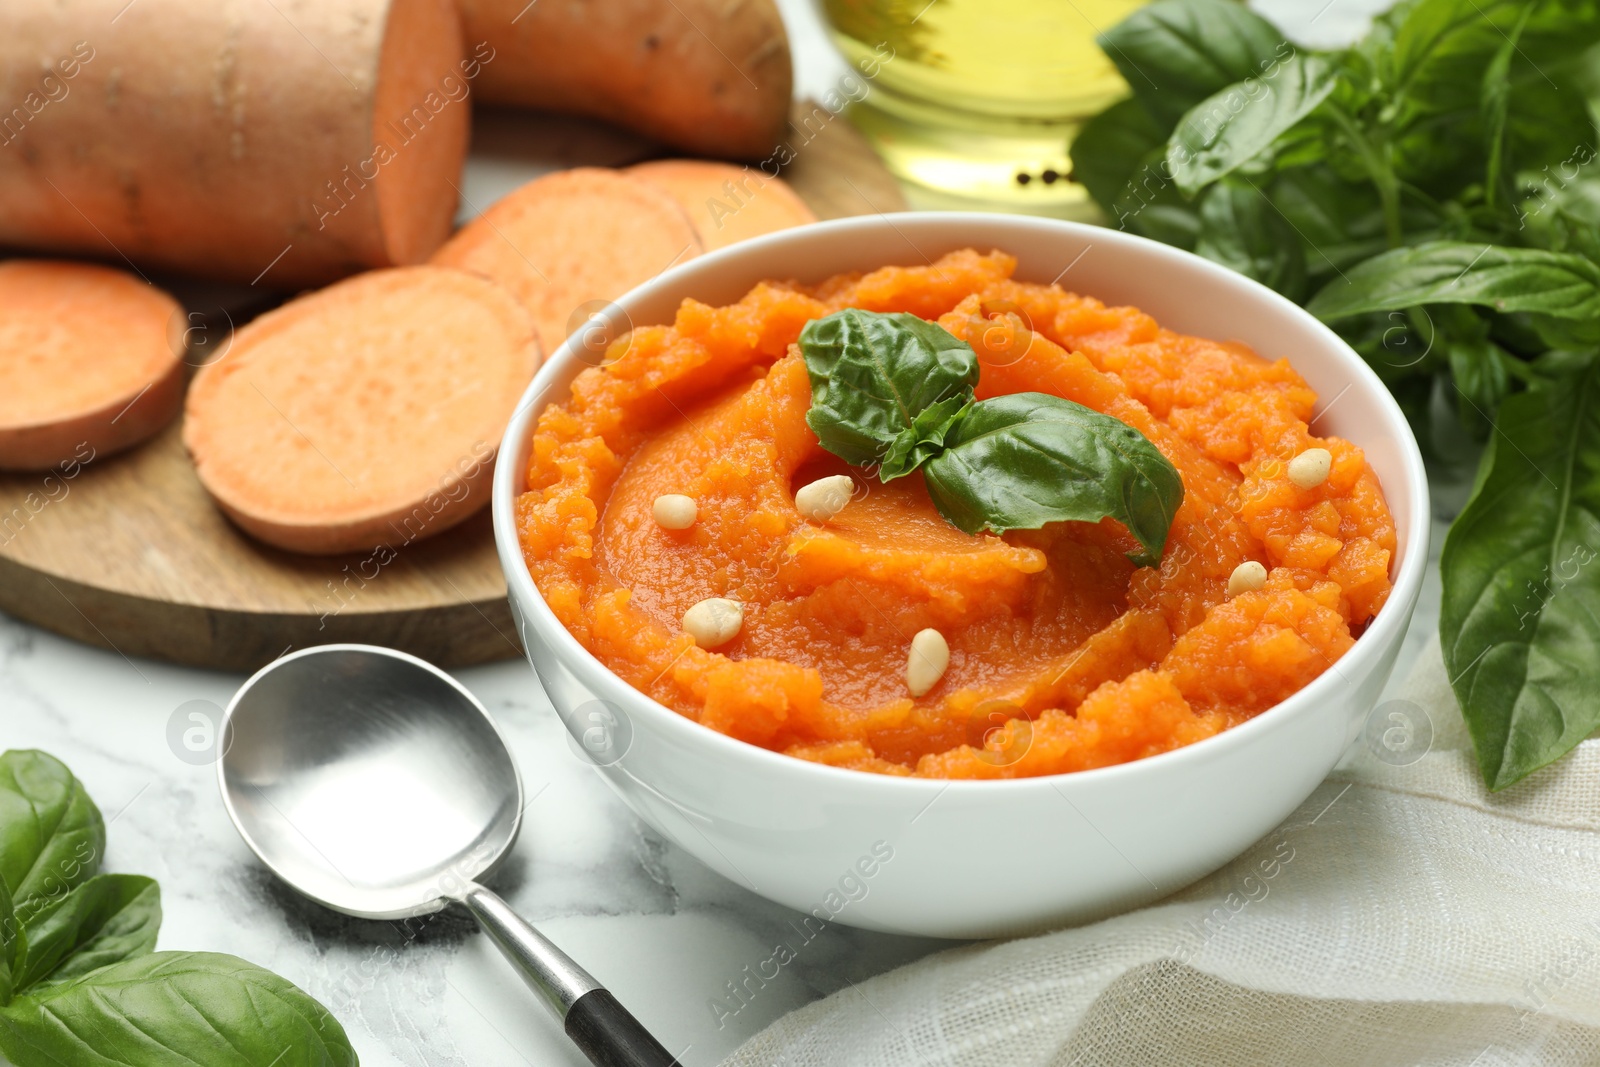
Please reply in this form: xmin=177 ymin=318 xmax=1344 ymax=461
xmin=492 ymin=213 xmax=1428 ymax=940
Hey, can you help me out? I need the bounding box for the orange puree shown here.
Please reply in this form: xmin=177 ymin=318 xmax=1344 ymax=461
xmin=516 ymin=250 xmax=1395 ymax=779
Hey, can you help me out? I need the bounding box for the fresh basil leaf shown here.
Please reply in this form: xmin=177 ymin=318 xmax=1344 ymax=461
xmin=1479 ymin=9 xmax=1597 ymax=205
xmin=1480 ymin=5 xmax=1530 ymax=207
xmin=1266 ymin=113 xmax=1344 ymax=174
xmin=1529 ymin=348 xmax=1597 ymax=380
xmin=1340 ymin=311 xmax=1444 ymax=458
xmin=1504 ymin=73 xmax=1600 ymax=189
xmin=1385 ymin=102 xmax=1480 ymax=192
xmin=1519 ymin=165 xmax=1600 ymax=264
xmin=0 ymin=951 xmax=357 ymax=1067
xmin=1383 ymin=0 xmax=1519 ymax=117
xmin=1447 ymin=335 xmax=1513 ymax=438
xmin=1269 ymin=168 xmax=1390 ymax=280
xmin=1098 ymin=0 xmax=1291 ymax=126
xmin=1195 ymin=178 xmax=1308 ymax=300
xmin=1128 ymin=203 xmax=1204 ymax=251
xmin=1072 ymin=107 xmax=1203 ymax=245
xmin=881 ymin=395 xmax=969 ymax=482
xmin=800 ymin=309 xmax=978 ymax=467
xmin=1307 ymin=242 xmax=1600 ymax=322
xmin=1381 ymin=0 xmax=1600 ymax=123
xmin=15 ymin=875 xmax=159 ymax=993
xmin=921 ymin=393 xmax=1184 ymax=567
xmin=1488 ymin=311 xmax=1559 ymax=360
xmin=1072 ymin=97 xmax=1170 ymax=214
xmin=1383 ymin=48 xmax=1594 ymax=201
xmin=1525 ymin=313 xmax=1600 ymax=350
xmin=0 ymin=876 xmax=17 ymax=1006
xmin=1440 ymin=356 xmax=1600 ymax=790
xmin=1169 ymin=53 xmax=1340 ymax=196
xmin=0 ymin=752 xmax=103 ymax=920
xmin=1342 ymin=310 xmax=1445 ymax=382
xmin=1105 ymin=165 xmax=1205 ymax=249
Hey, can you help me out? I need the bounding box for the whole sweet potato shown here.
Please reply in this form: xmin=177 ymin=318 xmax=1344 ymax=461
xmin=0 ymin=0 xmax=470 ymax=287
xmin=461 ymin=0 xmax=792 ymax=159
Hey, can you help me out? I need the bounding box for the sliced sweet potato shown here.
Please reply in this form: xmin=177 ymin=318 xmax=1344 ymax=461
xmin=432 ymin=168 xmax=702 ymax=356
xmin=629 ymin=160 xmax=816 ymax=252
xmin=0 ymin=260 xmax=185 ymax=470
xmin=184 ymin=266 xmax=539 ymax=554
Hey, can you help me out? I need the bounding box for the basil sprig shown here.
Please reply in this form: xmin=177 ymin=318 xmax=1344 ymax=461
xmin=0 ymin=750 xmax=357 ymax=1066
xmin=798 ymin=309 xmax=1184 ymax=567
xmin=1072 ymin=0 xmax=1600 ymax=788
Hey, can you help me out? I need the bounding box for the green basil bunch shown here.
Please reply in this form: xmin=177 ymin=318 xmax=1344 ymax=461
xmin=1073 ymin=0 xmax=1600 ymax=788
xmin=799 ymin=308 xmax=1184 ymax=567
xmin=0 ymin=750 xmax=357 ymax=1066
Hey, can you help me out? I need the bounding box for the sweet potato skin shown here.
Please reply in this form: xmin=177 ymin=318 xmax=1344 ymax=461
xmin=0 ymin=361 xmax=185 ymax=472
xmin=198 ymin=443 xmax=499 ymax=556
xmin=0 ymin=0 xmax=468 ymax=287
xmin=460 ymin=0 xmax=792 ymax=159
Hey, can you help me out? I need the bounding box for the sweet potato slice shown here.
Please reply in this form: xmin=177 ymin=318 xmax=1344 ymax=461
xmin=184 ymin=267 xmax=539 ymax=554
xmin=629 ymin=160 xmax=816 ymax=251
xmin=0 ymin=260 xmax=185 ymax=470
xmin=432 ymin=168 xmax=701 ymax=356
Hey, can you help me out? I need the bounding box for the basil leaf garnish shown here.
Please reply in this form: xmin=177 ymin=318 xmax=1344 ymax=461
xmin=881 ymin=395 xmax=970 ymax=481
xmin=0 ymin=952 xmax=358 ymax=1067
xmin=923 ymin=393 xmax=1184 ymax=567
xmin=800 ymin=308 xmax=979 ymax=466
xmin=0 ymin=751 xmax=104 ymax=922
xmin=799 ymin=312 xmax=1184 ymax=566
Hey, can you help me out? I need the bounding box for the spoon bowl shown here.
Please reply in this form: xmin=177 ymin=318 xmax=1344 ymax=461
xmin=218 ymin=644 xmax=678 ymax=1067
xmin=219 ymin=644 xmax=521 ymax=919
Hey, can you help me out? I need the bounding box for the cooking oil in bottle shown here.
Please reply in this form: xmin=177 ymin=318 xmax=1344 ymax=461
xmin=821 ymin=0 xmax=1149 ymax=216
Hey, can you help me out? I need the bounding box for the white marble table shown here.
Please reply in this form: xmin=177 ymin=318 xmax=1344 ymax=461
xmin=2 ymin=1 xmax=1420 ymax=1064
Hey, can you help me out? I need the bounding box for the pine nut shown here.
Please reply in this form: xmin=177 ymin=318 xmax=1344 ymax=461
xmin=682 ymin=597 xmax=743 ymax=648
xmin=653 ymin=494 xmax=697 ymax=530
xmin=1228 ymin=560 xmax=1268 ymax=597
xmin=1287 ymin=447 xmax=1332 ymax=490
xmin=794 ymin=474 xmax=855 ymax=523
xmin=906 ymin=628 xmax=950 ymax=697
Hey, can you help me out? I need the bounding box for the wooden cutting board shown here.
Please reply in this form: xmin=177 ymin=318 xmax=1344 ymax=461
xmin=0 ymin=101 xmax=907 ymax=671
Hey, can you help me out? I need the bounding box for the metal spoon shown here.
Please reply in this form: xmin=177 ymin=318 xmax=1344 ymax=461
xmin=217 ymin=643 xmax=678 ymax=1067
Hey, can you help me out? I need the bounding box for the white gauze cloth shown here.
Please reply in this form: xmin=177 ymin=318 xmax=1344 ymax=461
xmin=721 ymin=637 xmax=1600 ymax=1066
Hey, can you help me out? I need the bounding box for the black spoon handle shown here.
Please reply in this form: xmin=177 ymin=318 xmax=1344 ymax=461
xmin=567 ymin=989 xmax=681 ymax=1067
xmin=461 ymin=883 xmax=680 ymax=1067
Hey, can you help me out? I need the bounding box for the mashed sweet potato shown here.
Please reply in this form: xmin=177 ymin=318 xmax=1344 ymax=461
xmin=516 ymin=250 xmax=1394 ymax=779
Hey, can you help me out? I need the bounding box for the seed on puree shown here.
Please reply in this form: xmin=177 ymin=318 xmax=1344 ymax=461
xmin=516 ymin=250 xmax=1395 ymax=779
